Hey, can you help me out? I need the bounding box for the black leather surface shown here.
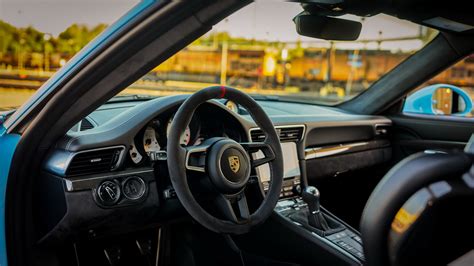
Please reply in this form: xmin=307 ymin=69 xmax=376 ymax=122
xmin=360 ymin=152 xmax=471 ymax=266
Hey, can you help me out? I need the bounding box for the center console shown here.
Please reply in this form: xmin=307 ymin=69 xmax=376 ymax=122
xmin=275 ymin=192 xmax=365 ymax=262
xmin=255 ymin=140 xmax=365 ymax=264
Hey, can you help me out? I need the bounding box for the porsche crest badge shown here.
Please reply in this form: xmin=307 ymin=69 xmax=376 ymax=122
xmin=228 ymin=156 xmax=240 ymax=173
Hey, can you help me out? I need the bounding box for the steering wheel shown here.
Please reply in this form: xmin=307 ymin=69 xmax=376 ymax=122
xmin=167 ymin=86 xmax=284 ymax=234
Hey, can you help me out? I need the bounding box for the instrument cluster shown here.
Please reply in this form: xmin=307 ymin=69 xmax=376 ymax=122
xmin=129 ymin=114 xmax=201 ymax=165
xmin=127 ymin=103 xmax=245 ymax=166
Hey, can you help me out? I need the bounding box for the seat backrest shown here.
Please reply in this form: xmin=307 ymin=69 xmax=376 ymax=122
xmin=360 ymin=151 xmax=472 ymax=266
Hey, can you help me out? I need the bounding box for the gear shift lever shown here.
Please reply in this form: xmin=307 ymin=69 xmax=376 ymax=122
xmin=302 ymin=186 xmax=329 ymax=231
xmin=302 ymin=186 xmax=321 ymax=214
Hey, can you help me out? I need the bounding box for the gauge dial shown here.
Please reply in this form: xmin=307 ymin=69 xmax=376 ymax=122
xmin=166 ymin=118 xmax=191 ymax=145
xmin=143 ymin=126 xmax=161 ymax=154
xmin=225 ymin=100 xmax=239 ymax=113
xmin=129 ymin=143 xmax=143 ymax=164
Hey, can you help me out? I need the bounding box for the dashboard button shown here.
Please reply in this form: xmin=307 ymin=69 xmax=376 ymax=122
xmin=122 ymin=176 xmax=146 ymax=200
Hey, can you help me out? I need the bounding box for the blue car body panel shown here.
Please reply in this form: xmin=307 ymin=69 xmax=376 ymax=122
xmin=0 ymin=1 xmax=157 ymax=264
xmin=0 ymin=127 xmax=20 ymax=265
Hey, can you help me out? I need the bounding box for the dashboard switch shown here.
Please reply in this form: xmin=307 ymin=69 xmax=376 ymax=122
xmin=163 ymin=187 xmax=177 ymax=199
xmin=149 ymin=151 xmax=167 ymax=161
xmin=122 ymin=176 xmax=146 ymax=200
xmin=97 ymin=180 xmax=121 ymax=205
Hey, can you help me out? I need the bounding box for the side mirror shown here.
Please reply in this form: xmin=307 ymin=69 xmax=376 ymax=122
xmin=293 ymin=13 xmax=362 ymax=41
xmin=404 ymin=84 xmax=473 ymax=117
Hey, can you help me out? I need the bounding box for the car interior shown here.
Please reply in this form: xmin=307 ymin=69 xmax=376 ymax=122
xmin=3 ymin=0 xmax=474 ymax=266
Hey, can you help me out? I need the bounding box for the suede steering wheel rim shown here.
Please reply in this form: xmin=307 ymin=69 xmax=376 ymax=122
xmin=167 ymin=86 xmax=283 ymax=234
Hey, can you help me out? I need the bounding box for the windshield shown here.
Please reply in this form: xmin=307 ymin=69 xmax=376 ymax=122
xmin=0 ymin=0 xmax=139 ymax=111
xmin=1 ymin=0 xmax=435 ymax=111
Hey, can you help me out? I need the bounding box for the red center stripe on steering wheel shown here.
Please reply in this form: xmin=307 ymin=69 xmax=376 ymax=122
xmin=219 ymin=86 xmax=226 ymax=98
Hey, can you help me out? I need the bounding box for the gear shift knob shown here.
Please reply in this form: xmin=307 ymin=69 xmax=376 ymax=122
xmin=302 ymin=186 xmax=321 ymax=214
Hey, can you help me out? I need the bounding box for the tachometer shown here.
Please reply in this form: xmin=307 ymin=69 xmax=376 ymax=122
xmin=166 ymin=117 xmax=191 ymax=145
xmin=225 ymin=100 xmax=239 ymax=113
xmin=143 ymin=126 xmax=161 ymax=153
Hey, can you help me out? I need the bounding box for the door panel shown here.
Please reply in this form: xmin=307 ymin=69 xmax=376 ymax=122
xmin=390 ymin=114 xmax=473 ymax=161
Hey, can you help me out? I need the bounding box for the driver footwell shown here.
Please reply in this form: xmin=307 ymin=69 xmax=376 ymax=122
xmin=53 ymin=222 xmax=301 ymax=266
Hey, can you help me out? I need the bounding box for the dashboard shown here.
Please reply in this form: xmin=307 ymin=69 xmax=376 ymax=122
xmin=37 ymin=94 xmax=392 ymax=243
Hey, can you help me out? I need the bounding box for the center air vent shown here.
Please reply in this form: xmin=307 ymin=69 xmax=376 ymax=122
xmin=250 ymin=126 xmax=305 ymax=142
xmin=66 ymin=147 xmax=124 ymax=176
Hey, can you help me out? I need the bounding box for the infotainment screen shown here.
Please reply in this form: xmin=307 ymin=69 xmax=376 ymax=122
xmin=254 ymin=142 xmax=300 ymax=183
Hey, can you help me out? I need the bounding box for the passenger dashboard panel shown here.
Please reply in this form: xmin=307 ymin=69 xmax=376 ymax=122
xmin=305 ymin=125 xmax=375 ymax=147
xmin=303 ymin=120 xmax=392 ymax=180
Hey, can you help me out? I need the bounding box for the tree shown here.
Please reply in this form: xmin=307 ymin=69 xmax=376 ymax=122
xmin=0 ymin=19 xmax=111 ymax=66
xmin=57 ymin=23 xmax=108 ymax=55
xmin=0 ymin=20 xmax=17 ymax=55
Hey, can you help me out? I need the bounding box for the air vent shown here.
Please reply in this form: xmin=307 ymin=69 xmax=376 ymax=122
xmin=66 ymin=147 xmax=124 ymax=176
xmin=250 ymin=126 xmax=305 ymax=143
xmin=250 ymin=129 xmax=266 ymax=142
xmin=279 ymin=127 xmax=305 ymax=142
xmin=80 ymin=118 xmax=95 ymax=131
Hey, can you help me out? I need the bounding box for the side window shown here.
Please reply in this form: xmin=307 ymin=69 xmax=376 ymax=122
xmin=403 ymin=54 xmax=474 ymax=118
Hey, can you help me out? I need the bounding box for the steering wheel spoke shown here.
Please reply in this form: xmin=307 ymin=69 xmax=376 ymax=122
xmin=240 ymin=142 xmax=276 ymax=167
xmin=216 ymin=192 xmax=250 ymax=224
xmin=185 ymin=144 xmax=210 ymax=173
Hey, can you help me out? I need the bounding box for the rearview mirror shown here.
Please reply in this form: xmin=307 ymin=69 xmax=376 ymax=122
xmin=293 ymin=13 xmax=362 ymax=41
xmin=404 ymin=84 xmax=473 ymax=117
